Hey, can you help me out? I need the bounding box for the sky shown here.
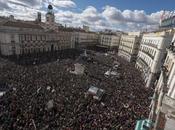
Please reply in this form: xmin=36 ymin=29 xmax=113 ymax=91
xmin=0 ymin=0 xmax=174 ymax=31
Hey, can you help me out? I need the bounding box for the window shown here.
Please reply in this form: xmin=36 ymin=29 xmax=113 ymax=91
xmin=11 ymin=34 xmax=15 ymax=41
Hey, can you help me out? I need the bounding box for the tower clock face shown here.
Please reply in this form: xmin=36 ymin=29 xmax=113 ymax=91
xmin=48 ymin=4 xmax=53 ymax=10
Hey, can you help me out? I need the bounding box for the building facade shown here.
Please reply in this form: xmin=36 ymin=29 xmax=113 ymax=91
xmin=0 ymin=21 xmax=73 ymax=56
xmin=73 ymin=30 xmax=99 ymax=48
xmin=0 ymin=4 xmax=75 ymax=57
xmin=149 ymin=42 xmax=175 ymax=130
xmin=118 ymin=32 xmax=141 ymax=62
xmin=135 ymin=30 xmax=174 ymax=88
xmin=99 ymin=33 xmax=121 ymax=50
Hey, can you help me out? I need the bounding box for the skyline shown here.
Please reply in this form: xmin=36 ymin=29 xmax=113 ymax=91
xmin=0 ymin=0 xmax=175 ymax=31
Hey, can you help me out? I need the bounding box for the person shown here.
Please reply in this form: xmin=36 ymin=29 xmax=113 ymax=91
xmin=0 ymin=51 xmax=152 ymax=130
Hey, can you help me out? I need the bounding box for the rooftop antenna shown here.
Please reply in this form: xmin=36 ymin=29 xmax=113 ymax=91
xmin=172 ymin=11 xmax=175 ymax=16
xmin=165 ymin=11 xmax=169 ymax=20
xmin=160 ymin=10 xmax=165 ymax=21
xmin=170 ymin=11 xmax=175 ymax=17
xmin=160 ymin=10 xmax=165 ymax=26
xmin=168 ymin=11 xmax=172 ymax=18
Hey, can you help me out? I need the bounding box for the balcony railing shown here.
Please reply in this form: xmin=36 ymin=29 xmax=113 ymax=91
xmin=119 ymin=48 xmax=131 ymax=55
xmin=137 ymin=57 xmax=149 ymax=68
xmin=142 ymin=42 xmax=158 ymax=48
xmin=141 ymin=50 xmax=154 ymax=59
xmin=120 ymin=44 xmax=132 ymax=49
xmin=161 ymin=95 xmax=175 ymax=118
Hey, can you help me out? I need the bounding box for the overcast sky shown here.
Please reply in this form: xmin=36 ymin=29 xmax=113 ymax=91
xmin=0 ymin=0 xmax=174 ymax=31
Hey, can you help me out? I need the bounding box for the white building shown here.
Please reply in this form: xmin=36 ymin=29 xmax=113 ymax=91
xmin=118 ymin=32 xmax=141 ymax=62
xmin=149 ymin=41 xmax=175 ymax=130
xmin=99 ymin=33 xmax=121 ymax=50
xmin=73 ymin=30 xmax=99 ymax=48
xmin=0 ymin=4 xmax=77 ymax=56
xmin=0 ymin=21 xmax=44 ymax=56
xmin=0 ymin=21 xmax=73 ymax=56
xmin=135 ymin=30 xmax=174 ymax=88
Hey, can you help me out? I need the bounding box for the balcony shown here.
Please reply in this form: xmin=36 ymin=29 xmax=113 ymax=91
xmin=120 ymin=44 xmax=132 ymax=49
xmin=137 ymin=57 xmax=149 ymax=69
xmin=141 ymin=50 xmax=154 ymax=59
xmin=142 ymin=42 xmax=158 ymax=49
xmin=161 ymin=95 xmax=175 ymax=119
xmin=119 ymin=48 xmax=131 ymax=55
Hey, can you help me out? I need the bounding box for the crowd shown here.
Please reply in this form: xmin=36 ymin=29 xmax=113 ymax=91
xmin=0 ymin=50 xmax=153 ymax=130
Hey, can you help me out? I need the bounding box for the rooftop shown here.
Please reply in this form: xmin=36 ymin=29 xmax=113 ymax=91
xmin=2 ymin=21 xmax=43 ymax=29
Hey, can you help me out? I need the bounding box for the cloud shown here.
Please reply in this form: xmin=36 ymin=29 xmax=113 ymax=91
xmin=55 ymin=6 xmax=105 ymax=29
xmin=81 ymin=6 xmax=101 ymax=22
xmin=0 ymin=1 xmax=46 ymax=21
xmin=8 ymin=0 xmax=42 ymax=8
xmin=0 ymin=0 xmax=10 ymax=10
xmin=101 ymin=5 xmax=165 ymax=31
xmin=102 ymin=6 xmax=124 ymax=23
xmin=122 ymin=10 xmax=147 ymax=23
xmin=0 ymin=1 xmax=167 ymax=31
xmin=52 ymin=0 xmax=76 ymax=8
xmin=55 ymin=10 xmax=77 ymax=25
xmin=102 ymin=5 xmax=162 ymax=25
xmin=50 ymin=5 xmax=163 ymax=31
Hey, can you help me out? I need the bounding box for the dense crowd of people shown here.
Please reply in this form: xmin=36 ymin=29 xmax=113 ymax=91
xmin=0 ymin=50 xmax=153 ymax=130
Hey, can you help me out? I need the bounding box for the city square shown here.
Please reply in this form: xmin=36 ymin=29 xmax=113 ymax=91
xmin=0 ymin=50 xmax=152 ymax=130
xmin=0 ymin=0 xmax=175 ymax=130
